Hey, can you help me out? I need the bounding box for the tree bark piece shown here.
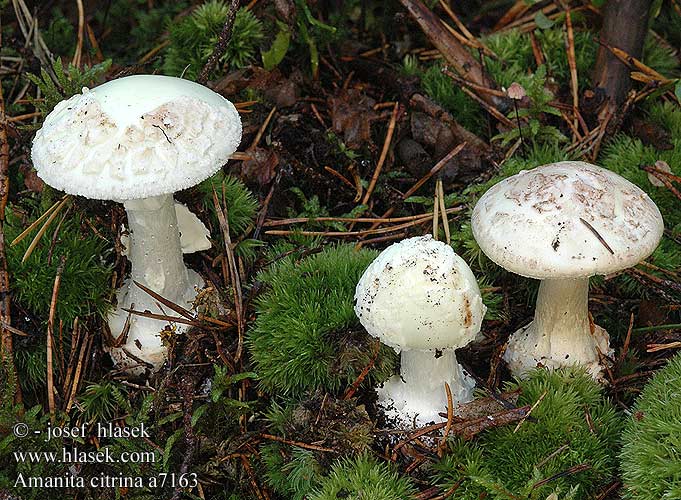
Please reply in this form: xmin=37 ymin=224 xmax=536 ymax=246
xmin=593 ymin=0 xmax=652 ymax=116
xmin=398 ymin=0 xmax=505 ymax=109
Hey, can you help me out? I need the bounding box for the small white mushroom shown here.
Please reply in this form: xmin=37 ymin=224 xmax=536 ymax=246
xmin=471 ymin=161 xmax=664 ymax=379
xmin=31 ymin=75 xmax=242 ymax=374
xmin=354 ymin=235 xmax=486 ymax=426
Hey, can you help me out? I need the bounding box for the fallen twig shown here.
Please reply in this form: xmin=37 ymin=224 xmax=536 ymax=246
xmin=197 ymin=0 xmax=240 ymax=84
xmin=362 ymin=102 xmax=399 ymax=206
xmin=47 ymin=256 xmax=66 ymax=423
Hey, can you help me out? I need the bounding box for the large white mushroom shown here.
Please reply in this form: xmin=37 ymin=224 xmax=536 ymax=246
xmin=471 ymin=161 xmax=664 ymax=379
xmin=354 ymin=236 xmax=486 ymax=426
xmin=31 ymin=75 xmax=242 ymax=373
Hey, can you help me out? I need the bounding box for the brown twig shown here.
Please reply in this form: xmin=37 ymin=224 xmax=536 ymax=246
xmin=362 ymin=102 xmax=399 ymax=206
xmin=212 ymin=187 xmax=245 ymax=360
xmin=438 ymin=0 xmax=495 ymax=57
xmin=398 ymin=0 xmax=502 ymax=108
xmin=250 ymin=106 xmax=277 ymax=150
xmin=438 ymin=382 xmax=454 ymax=457
xmin=259 ymin=433 xmax=337 ymax=453
xmin=65 ymin=332 xmax=91 ymax=414
xmin=266 ymin=208 xmax=462 ymax=237
xmin=432 ymin=182 xmax=440 ymax=239
xmin=197 ymin=0 xmax=240 ymax=84
xmin=376 ymin=142 xmax=467 ymax=226
xmin=437 ymin=178 xmax=450 ymax=244
xmin=323 ymin=166 xmax=355 ymax=190
xmin=646 ymin=341 xmax=681 ymax=353
xmin=441 ymin=67 xmax=506 ymax=97
xmin=0 ymin=48 xmax=19 ymax=401
xmin=531 ymin=464 xmax=592 ymax=490
xmin=513 ymin=390 xmax=547 ymax=433
xmin=47 ymin=256 xmax=66 ymax=423
xmin=564 ymin=8 xmax=579 ymax=139
xmin=579 ymin=218 xmax=615 ymax=255
xmin=264 ymin=212 xmax=447 ymax=227
xmin=642 ymin=165 xmax=681 ymax=201
xmin=618 ymin=313 xmax=635 ymax=365
xmin=343 ymin=339 xmax=380 ymax=400
xmin=21 ymin=196 xmax=71 ymax=263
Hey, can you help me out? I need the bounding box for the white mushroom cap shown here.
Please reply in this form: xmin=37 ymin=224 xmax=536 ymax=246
xmin=31 ymin=75 xmax=242 ymax=201
xmin=354 ymin=235 xmax=486 ymax=351
xmin=472 ymin=161 xmax=664 ymax=279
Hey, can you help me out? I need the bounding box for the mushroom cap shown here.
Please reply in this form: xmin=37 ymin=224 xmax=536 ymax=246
xmin=354 ymin=235 xmax=486 ymax=351
xmin=472 ymin=161 xmax=664 ymax=279
xmin=31 ymin=75 xmax=242 ymax=201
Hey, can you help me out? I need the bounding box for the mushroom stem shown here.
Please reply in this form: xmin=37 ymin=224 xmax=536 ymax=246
xmin=379 ymin=349 xmax=474 ymax=425
xmin=505 ymin=278 xmax=610 ymax=377
xmin=125 ymin=194 xmax=189 ymax=296
xmin=108 ymin=193 xmax=203 ymax=371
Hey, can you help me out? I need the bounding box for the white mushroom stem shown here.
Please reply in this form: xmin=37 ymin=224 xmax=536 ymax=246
xmin=505 ymin=278 xmax=611 ymax=377
xmin=123 ymin=194 xmax=195 ymax=305
xmin=107 ymin=193 xmax=202 ymax=372
xmin=378 ymin=349 xmax=474 ymax=426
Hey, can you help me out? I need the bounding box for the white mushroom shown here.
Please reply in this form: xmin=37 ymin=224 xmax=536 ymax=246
xmin=354 ymin=236 xmax=486 ymax=426
xmin=471 ymin=161 xmax=664 ymax=379
xmin=31 ymin=75 xmax=242 ymax=374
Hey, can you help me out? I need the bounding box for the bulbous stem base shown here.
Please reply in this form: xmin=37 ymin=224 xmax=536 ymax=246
xmin=377 ymin=349 xmax=474 ymax=427
xmin=503 ymin=278 xmax=612 ymax=379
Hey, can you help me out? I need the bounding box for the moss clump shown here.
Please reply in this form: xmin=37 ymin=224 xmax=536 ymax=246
xmin=598 ymin=104 xmax=681 ymax=299
xmin=247 ymin=244 xmax=396 ymax=396
xmin=198 ymin=172 xmax=259 ymax=235
xmin=261 ymin=444 xmax=324 ymax=499
xmin=420 ymin=63 xmax=485 ymax=136
xmin=260 ymin=394 xmax=376 ymax=497
xmin=620 ymin=353 xmax=681 ymax=499
xmin=432 ymin=369 xmax=621 ymax=500
xmin=163 ymin=0 xmax=263 ymax=80
xmin=310 ymin=453 xmax=417 ymax=500
xmin=5 ymin=206 xmax=114 ymax=326
xmin=197 ymin=172 xmax=262 ymax=259
xmin=482 ymin=27 xmax=597 ymax=91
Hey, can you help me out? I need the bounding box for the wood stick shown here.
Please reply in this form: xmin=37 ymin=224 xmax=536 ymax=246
xmin=362 ymin=102 xmax=399 ymax=205
xmin=47 ymin=257 xmax=66 ymax=423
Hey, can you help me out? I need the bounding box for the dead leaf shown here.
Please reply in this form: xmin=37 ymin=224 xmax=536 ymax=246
xmin=328 ymin=89 xmax=378 ymax=150
xmin=240 ymin=147 xmax=280 ymax=186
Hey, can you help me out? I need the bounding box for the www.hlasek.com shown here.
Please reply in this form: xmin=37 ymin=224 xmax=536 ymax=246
xmin=11 ymin=421 xmax=198 ymax=489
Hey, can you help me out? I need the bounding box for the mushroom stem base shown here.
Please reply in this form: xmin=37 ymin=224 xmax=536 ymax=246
xmin=503 ymin=278 xmax=612 ymax=380
xmin=106 ymin=194 xmax=204 ymax=374
xmin=107 ymin=270 xmax=203 ymax=375
xmin=377 ymin=349 xmax=474 ymax=427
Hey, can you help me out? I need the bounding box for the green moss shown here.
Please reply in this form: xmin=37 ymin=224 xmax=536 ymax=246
xmin=5 ymin=206 xmax=114 ymax=327
xmin=260 ymin=444 xmax=324 ymax=500
xmin=92 ymin=0 xmax=188 ymax=61
xmin=535 ymin=29 xmax=597 ymax=89
xmin=26 ymin=57 xmax=112 ymax=117
xmin=43 ymin=8 xmax=76 ymax=56
xmin=198 ymin=172 xmax=259 ymax=238
xmin=247 ymin=244 xmax=397 ymax=396
xmin=163 ymin=1 xmax=263 ymax=80
xmin=432 ymin=369 xmax=622 ymax=500
xmin=421 ymin=63 xmax=485 ymax=135
xmin=598 ymin=122 xmax=681 ymax=299
xmin=620 ymin=353 xmax=681 ymax=499
xmin=310 ymin=453 xmax=418 ymax=500
xmin=642 ymin=34 xmax=680 ymax=78
xmin=483 ymin=29 xmax=534 ymax=89
xmin=194 ymin=169 xmax=263 ymax=259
